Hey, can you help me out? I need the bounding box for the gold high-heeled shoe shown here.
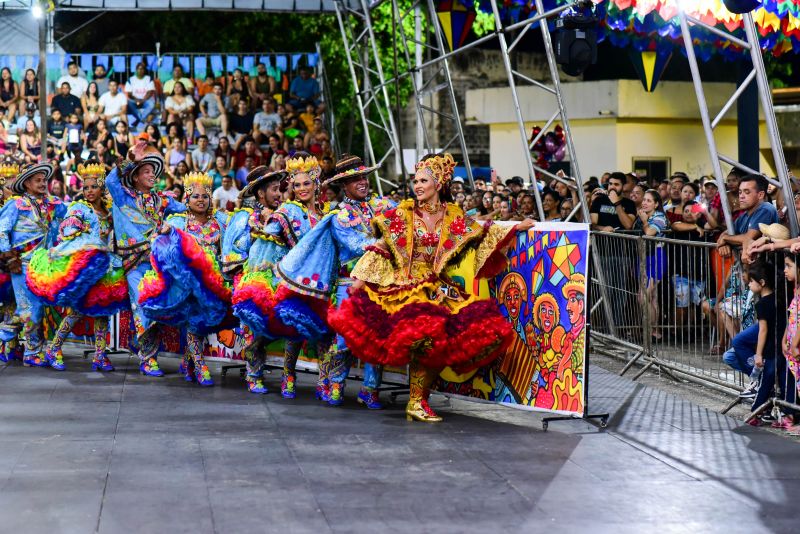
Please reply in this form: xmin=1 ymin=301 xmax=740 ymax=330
xmin=405 ymin=400 xmax=443 ymax=423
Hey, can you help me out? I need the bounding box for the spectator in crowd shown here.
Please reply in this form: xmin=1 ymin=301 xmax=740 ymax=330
xmin=657 ymin=179 xmax=670 ymax=204
xmin=542 ymin=189 xmax=562 ymax=221
xmin=98 ymin=80 xmax=128 ymax=126
xmin=477 ymin=190 xmax=493 ymax=218
xmin=56 ymin=61 xmax=88 ymax=98
xmin=164 ymin=81 xmax=195 ymax=140
xmin=672 ymin=200 xmax=710 ymax=333
xmin=230 ymin=100 xmax=255 ymax=148
xmin=63 ymin=113 xmax=84 ymax=158
xmin=590 ymin=172 xmax=636 ymax=232
xmin=299 ymin=103 xmax=316 ymax=132
xmin=226 ymin=68 xmax=251 ymax=110
xmin=722 ymin=261 xmax=781 ymax=407
xmin=630 ymin=183 xmax=645 ymax=211
xmin=170 ymin=183 xmax=185 ymax=201
xmin=664 ymin=173 xmax=687 ymax=212
xmin=726 ymin=168 xmax=746 ymax=215
xmin=144 ymin=124 xmax=164 ymax=152
xmin=92 ymin=64 xmax=109 ymax=95
xmin=81 ymin=82 xmax=101 ymax=129
xmin=19 ymin=69 xmax=38 ymax=113
xmin=14 ymin=104 xmax=39 ymax=133
xmin=196 ymin=75 xmax=215 ymax=99
xmin=86 ymin=118 xmax=110 ymax=150
xmin=717 ymin=174 xmax=777 ymax=262
xmin=191 ymin=135 xmax=214 ymax=173
xmin=288 ymin=135 xmax=305 ymax=157
xmin=165 ymin=136 xmax=190 ymax=174
xmin=209 ymin=155 xmax=235 ymax=190
xmin=517 ymin=193 xmax=536 ymax=219
xmin=559 ymin=197 xmax=575 ymax=221
xmin=162 ymin=122 xmax=187 ymax=152
xmin=212 ymin=174 xmax=240 ymax=212
xmin=622 ymin=173 xmax=637 ymax=198
xmin=234 ymin=137 xmax=262 ymax=169
xmin=498 ymin=197 xmax=514 ymax=221
xmin=47 ymin=109 xmax=66 ymax=150
xmin=19 ymin=119 xmax=42 ymax=163
xmin=702 ymin=176 xmax=723 ymax=231
xmin=305 ymin=117 xmax=330 ymax=157
xmin=53 ymin=82 xmax=82 ymax=119
xmin=667 ymin=182 xmax=700 ymax=229
xmin=320 ymin=154 xmax=336 ymax=182
xmin=235 ymin=155 xmax=256 ymax=188
xmin=109 ymin=120 xmax=134 ymax=159
xmin=249 ymin=63 xmax=277 ymax=108
xmin=125 ymin=62 xmax=156 ymax=131
xmin=168 ymin=160 xmax=190 ymax=189
xmin=215 ymin=135 xmax=234 ymax=168
xmin=270 ymin=151 xmax=286 ymax=171
xmin=288 ymin=67 xmax=321 ymax=110
xmin=634 ymin=189 xmax=669 ymax=340
xmin=91 ymin=140 xmax=115 ymax=171
xmin=252 ymin=99 xmax=281 ymax=144
xmin=49 ymin=179 xmax=68 ymax=202
xmin=162 ymin=65 xmax=194 ymax=96
xmin=196 ymin=82 xmax=229 ymax=138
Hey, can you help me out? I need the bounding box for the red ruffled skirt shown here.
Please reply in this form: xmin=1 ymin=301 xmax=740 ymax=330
xmin=328 ymin=283 xmax=512 ymax=373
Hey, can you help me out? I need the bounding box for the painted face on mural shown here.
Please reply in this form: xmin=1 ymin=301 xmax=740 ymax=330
xmin=503 ymin=285 xmax=522 ymax=321
xmin=565 ymin=290 xmax=584 ymax=325
xmin=539 ymin=301 xmax=556 ymax=333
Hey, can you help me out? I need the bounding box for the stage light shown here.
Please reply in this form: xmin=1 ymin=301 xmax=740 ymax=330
xmin=31 ymin=3 xmax=43 ymax=18
xmin=554 ymin=7 xmax=598 ymax=76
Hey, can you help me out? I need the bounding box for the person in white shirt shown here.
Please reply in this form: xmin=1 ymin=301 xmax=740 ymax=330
xmin=191 ymin=135 xmax=214 ymax=172
xmin=97 ymin=80 xmax=128 ymax=126
xmin=56 ymin=62 xmax=88 ymax=99
xmin=212 ymin=175 xmax=240 ymax=212
xmin=252 ymin=98 xmax=282 ymax=145
xmin=124 ymin=63 xmax=156 ymax=131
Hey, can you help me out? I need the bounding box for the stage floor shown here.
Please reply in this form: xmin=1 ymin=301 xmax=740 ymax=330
xmin=0 ymin=348 xmax=797 ymax=533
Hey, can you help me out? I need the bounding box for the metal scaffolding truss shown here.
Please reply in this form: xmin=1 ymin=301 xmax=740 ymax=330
xmin=357 ymin=0 xmax=589 ymax=221
xmin=679 ymin=10 xmax=799 ymax=237
xmin=335 ymin=0 xmax=403 ymax=195
xmin=390 ymin=0 xmax=474 ymax=185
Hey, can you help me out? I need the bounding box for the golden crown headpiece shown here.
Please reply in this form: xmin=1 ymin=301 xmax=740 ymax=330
xmin=183 ymin=172 xmax=214 ymax=197
xmin=77 ymin=163 xmax=107 ymax=187
xmin=0 ymin=163 xmax=19 ymax=185
xmin=415 ymin=153 xmax=456 ymax=187
xmin=285 ymin=155 xmax=322 ymax=185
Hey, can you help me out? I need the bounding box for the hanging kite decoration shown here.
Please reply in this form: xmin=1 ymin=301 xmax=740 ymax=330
xmin=628 ymin=47 xmax=673 ymax=92
xmin=474 ymin=0 xmax=800 ymax=60
xmin=437 ymin=0 xmax=478 ymax=51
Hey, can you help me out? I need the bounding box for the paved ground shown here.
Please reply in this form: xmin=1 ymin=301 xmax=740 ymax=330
xmin=0 ymin=347 xmax=798 ymax=534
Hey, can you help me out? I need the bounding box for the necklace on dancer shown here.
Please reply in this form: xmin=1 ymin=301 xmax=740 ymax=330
xmin=419 ymin=199 xmax=441 ymax=214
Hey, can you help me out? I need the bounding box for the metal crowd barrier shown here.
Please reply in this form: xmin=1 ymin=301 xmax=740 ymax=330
xmin=590 ymin=230 xmax=751 ymax=396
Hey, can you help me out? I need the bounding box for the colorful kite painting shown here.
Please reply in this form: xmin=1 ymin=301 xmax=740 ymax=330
xmin=434 ymin=222 xmax=590 ymax=416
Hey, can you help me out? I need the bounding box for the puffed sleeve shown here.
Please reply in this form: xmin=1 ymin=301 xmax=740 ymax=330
xmin=350 ymin=244 xmax=395 ymax=286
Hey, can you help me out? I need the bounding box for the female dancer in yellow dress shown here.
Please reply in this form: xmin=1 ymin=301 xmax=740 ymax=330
xmin=329 ymin=153 xmax=533 ymax=422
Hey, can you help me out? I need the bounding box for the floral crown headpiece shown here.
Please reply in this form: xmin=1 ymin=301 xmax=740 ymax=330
xmin=77 ymin=163 xmax=107 ymax=188
xmin=415 ymin=153 xmax=456 ymax=187
xmin=0 ymin=163 xmax=19 ymax=186
xmin=184 ymin=172 xmax=214 ymax=197
xmin=286 ymin=155 xmax=322 ymax=186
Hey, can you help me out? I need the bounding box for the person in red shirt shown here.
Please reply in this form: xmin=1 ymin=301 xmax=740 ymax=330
xmin=233 ymin=136 xmax=262 ymax=169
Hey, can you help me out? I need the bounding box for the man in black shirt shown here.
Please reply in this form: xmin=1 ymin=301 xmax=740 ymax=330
xmin=51 ymin=82 xmax=82 ymax=118
xmin=590 ymin=171 xmax=636 ymax=231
